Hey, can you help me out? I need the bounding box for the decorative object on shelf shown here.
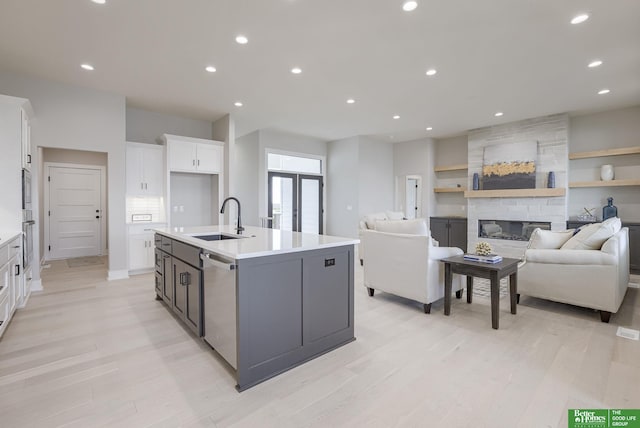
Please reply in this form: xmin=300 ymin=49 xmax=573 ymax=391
xmin=472 ymin=173 xmax=480 ymax=190
xmin=577 ymin=207 xmax=597 ymax=222
xmin=475 ymin=241 xmax=493 ymax=256
xmin=547 ymin=171 xmax=556 ymax=188
xmin=600 ymin=164 xmax=614 ymax=181
xmin=603 ymin=197 xmax=618 ymax=220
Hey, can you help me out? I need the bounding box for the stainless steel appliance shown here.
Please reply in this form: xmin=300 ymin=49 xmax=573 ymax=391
xmin=22 ymin=169 xmax=31 ymax=209
xmin=201 ymin=251 xmax=237 ymax=369
xmin=22 ymin=210 xmax=34 ymax=269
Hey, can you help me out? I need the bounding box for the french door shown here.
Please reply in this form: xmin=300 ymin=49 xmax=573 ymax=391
xmin=268 ymin=172 xmax=323 ymax=234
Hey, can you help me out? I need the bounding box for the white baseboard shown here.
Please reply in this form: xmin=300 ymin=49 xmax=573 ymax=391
xmin=108 ymin=270 xmax=129 ymax=281
xmin=30 ymin=279 xmax=43 ymax=292
xmin=629 ymin=281 xmax=640 ymax=289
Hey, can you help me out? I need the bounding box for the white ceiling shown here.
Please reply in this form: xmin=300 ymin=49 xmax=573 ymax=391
xmin=0 ymin=0 xmax=639 ymax=142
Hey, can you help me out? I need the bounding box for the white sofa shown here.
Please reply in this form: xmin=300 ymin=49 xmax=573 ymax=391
xmin=358 ymin=211 xmax=406 ymax=265
xmin=361 ymin=218 xmax=464 ymax=313
xmin=518 ymin=219 xmax=630 ymax=323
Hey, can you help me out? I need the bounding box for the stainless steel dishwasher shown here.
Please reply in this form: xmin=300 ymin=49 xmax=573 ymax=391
xmin=201 ymin=251 xmax=237 ymax=369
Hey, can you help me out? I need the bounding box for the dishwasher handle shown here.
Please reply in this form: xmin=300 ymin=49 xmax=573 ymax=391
xmin=200 ymin=252 xmax=236 ymax=271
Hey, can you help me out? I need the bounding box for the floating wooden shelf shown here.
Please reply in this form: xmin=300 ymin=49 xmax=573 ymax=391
xmin=464 ymin=188 xmax=566 ymax=198
xmin=434 ymin=187 xmax=466 ymax=193
xmin=569 ymin=179 xmax=640 ymax=188
xmin=569 ymin=146 xmax=640 ymax=160
xmin=434 ymin=164 xmax=468 ymax=172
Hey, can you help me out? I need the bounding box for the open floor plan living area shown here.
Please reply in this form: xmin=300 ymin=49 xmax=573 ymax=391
xmin=1 ymin=1 xmax=639 ymax=427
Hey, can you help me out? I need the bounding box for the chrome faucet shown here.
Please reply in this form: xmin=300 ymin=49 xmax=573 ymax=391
xmin=220 ymin=197 xmax=244 ymax=234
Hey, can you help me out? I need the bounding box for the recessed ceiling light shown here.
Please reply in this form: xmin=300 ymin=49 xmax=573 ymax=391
xmin=234 ymin=101 xmax=243 ymax=107
xmin=91 ymin=0 xmax=106 ymax=4
xmin=291 ymin=67 xmax=302 ymax=74
xmin=235 ymin=35 xmax=248 ymax=44
xmin=402 ymin=1 xmax=418 ymax=12
xmin=346 ymin=98 xmax=355 ymax=104
xmin=570 ymin=13 xmax=589 ymax=24
xmin=80 ymin=64 xmax=94 ymax=71
xmin=425 ymin=69 xmax=437 ymax=76
xmin=205 ymin=66 xmax=217 ymax=73
xmin=426 ymin=127 xmax=433 ymax=131
xmin=588 ymin=60 xmax=603 ymax=68
xmin=598 ymin=89 xmax=610 ymax=95
xmin=494 ymin=112 xmax=504 ymax=117
xmin=393 ymin=115 xmax=400 ymax=120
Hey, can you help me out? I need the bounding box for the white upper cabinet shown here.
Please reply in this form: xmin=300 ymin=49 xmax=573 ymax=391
xmin=164 ymin=134 xmax=224 ymax=174
xmin=126 ymin=142 xmax=165 ymax=196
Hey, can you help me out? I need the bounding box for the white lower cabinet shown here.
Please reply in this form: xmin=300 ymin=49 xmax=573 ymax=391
xmin=0 ymin=234 xmax=22 ymax=338
xmin=128 ymin=224 xmax=166 ymax=273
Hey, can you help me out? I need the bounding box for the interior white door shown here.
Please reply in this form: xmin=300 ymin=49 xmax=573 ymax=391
xmin=405 ymin=176 xmax=421 ymax=219
xmin=48 ymin=166 xmax=102 ymax=259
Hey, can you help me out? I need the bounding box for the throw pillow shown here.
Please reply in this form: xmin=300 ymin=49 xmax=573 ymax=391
xmin=374 ymin=218 xmax=428 ymax=235
xmin=364 ymin=212 xmax=388 ymax=229
xmin=385 ymin=211 xmax=405 ymax=220
xmin=560 ymin=217 xmax=621 ymax=250
xmin=527 ymin=228 xmax=575 ymax=249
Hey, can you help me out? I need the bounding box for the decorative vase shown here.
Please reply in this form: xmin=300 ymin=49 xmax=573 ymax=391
xmin=547 ymin=171 xmax=556 ymax=188
xmin=600 ymin=164 xmax=614 ymax=181
xmin=603 ymin=197 xmax=618 ymax=220
xmin=472 ymin=173 xmax=480 ymax=190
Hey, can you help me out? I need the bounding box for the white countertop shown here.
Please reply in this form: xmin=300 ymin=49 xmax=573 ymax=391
xmin=154 ymin=225 xmax=359 ymax=260
xmin=0 ymin=231 xmax=22 ymax=246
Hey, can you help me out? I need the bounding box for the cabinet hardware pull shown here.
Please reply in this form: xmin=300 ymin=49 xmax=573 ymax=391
xmin=15 ymin=265 xmax=20 ymax=275
xmin=197 ymin=159 xmax=200 ymax=166
xmin=141 ymin=183 xmax=144 ymax=189
xmin=27 ymin=154 xmax=32 ymax=164
xmin=193 ymin=159 xmax=196 ymax=166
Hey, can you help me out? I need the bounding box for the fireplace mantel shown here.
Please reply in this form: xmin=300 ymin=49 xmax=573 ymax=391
xmin=464 ymin=188 xmax=566 ymax=198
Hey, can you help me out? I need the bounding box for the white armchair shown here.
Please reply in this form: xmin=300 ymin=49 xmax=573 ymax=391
xmin=518 ymin=222 xmax=630 ymax=323
xmin=361 ymin=220 xmax=464 ymax=313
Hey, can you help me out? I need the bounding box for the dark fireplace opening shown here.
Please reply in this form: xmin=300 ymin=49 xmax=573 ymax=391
xmin=478 ymin=220 xmax=551 ymax=241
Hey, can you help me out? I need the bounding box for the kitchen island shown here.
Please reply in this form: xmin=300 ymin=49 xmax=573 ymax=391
xmin=153 ymin=225 xmax=358 ymax=391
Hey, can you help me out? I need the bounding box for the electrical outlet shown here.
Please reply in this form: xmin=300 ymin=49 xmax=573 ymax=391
xmin=324 ymin=258 xmax=335 ymax=267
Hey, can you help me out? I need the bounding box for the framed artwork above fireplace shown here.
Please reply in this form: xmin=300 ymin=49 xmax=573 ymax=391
xmin=482 ymin=141 xmax=537 ymax=190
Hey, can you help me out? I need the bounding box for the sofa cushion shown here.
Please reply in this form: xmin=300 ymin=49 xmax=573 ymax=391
xmin=374 ymin=218 xmax=428 ymax=236
xmin=385 ymin=211 xmax=405 ymax=220
xmin=364 ymin=212 xmax=388 ymax=229
xmin=561 ymin=217 xmax=622 ymax=250
xmin=527 ymin=228 xmax=575 ymax=249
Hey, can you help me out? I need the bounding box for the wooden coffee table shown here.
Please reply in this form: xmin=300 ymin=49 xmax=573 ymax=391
xmin=441 ymin=255 xmax=521 ymax=330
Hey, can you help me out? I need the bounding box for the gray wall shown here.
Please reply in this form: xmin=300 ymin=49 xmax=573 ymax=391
xmin=0 ymin=70 xmax=127 ymax=278
xmin=569 ymin=106 xmax=640 ymax=221
xmin=358 ymin=137 xmax=394 ymax=218
xmin=126 ymin=107 xmax=213 ymax=144
xmin=327 ymin=137 xmax=359 ymax=238
xmin=393 ymin=138 xmax=436 ymax=220
xmin=234 ymin=131 xmax=260 ymax=226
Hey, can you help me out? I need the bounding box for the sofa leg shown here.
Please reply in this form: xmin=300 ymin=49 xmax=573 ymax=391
xmin=516 ymin=293 xmax=520 ymax=304
xmin=367 ymin=288 xmax=375 ymax=297
xmin=600 ymin=311 xmax=612 ymax=323
xmin=423 ymin=303 xmax=432 ymax=314
xmin=455 ymin=289 xmax=463 ymax=299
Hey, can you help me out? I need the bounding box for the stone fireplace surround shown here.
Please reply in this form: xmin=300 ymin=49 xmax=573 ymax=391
xmin=467 ymin=114 xmax=569 ymax=259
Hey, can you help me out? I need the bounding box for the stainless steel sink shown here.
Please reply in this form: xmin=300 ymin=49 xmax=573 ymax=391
xmin=192 ymin=234 xmax=245 ymax=241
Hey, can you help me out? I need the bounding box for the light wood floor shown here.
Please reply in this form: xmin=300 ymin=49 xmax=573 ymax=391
xmin=1 ymin=259 xmax=639 ymax=428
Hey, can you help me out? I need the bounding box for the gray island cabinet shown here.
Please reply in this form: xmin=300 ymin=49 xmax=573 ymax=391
xmin=154 ymin=225 xmax=357 ymax=391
